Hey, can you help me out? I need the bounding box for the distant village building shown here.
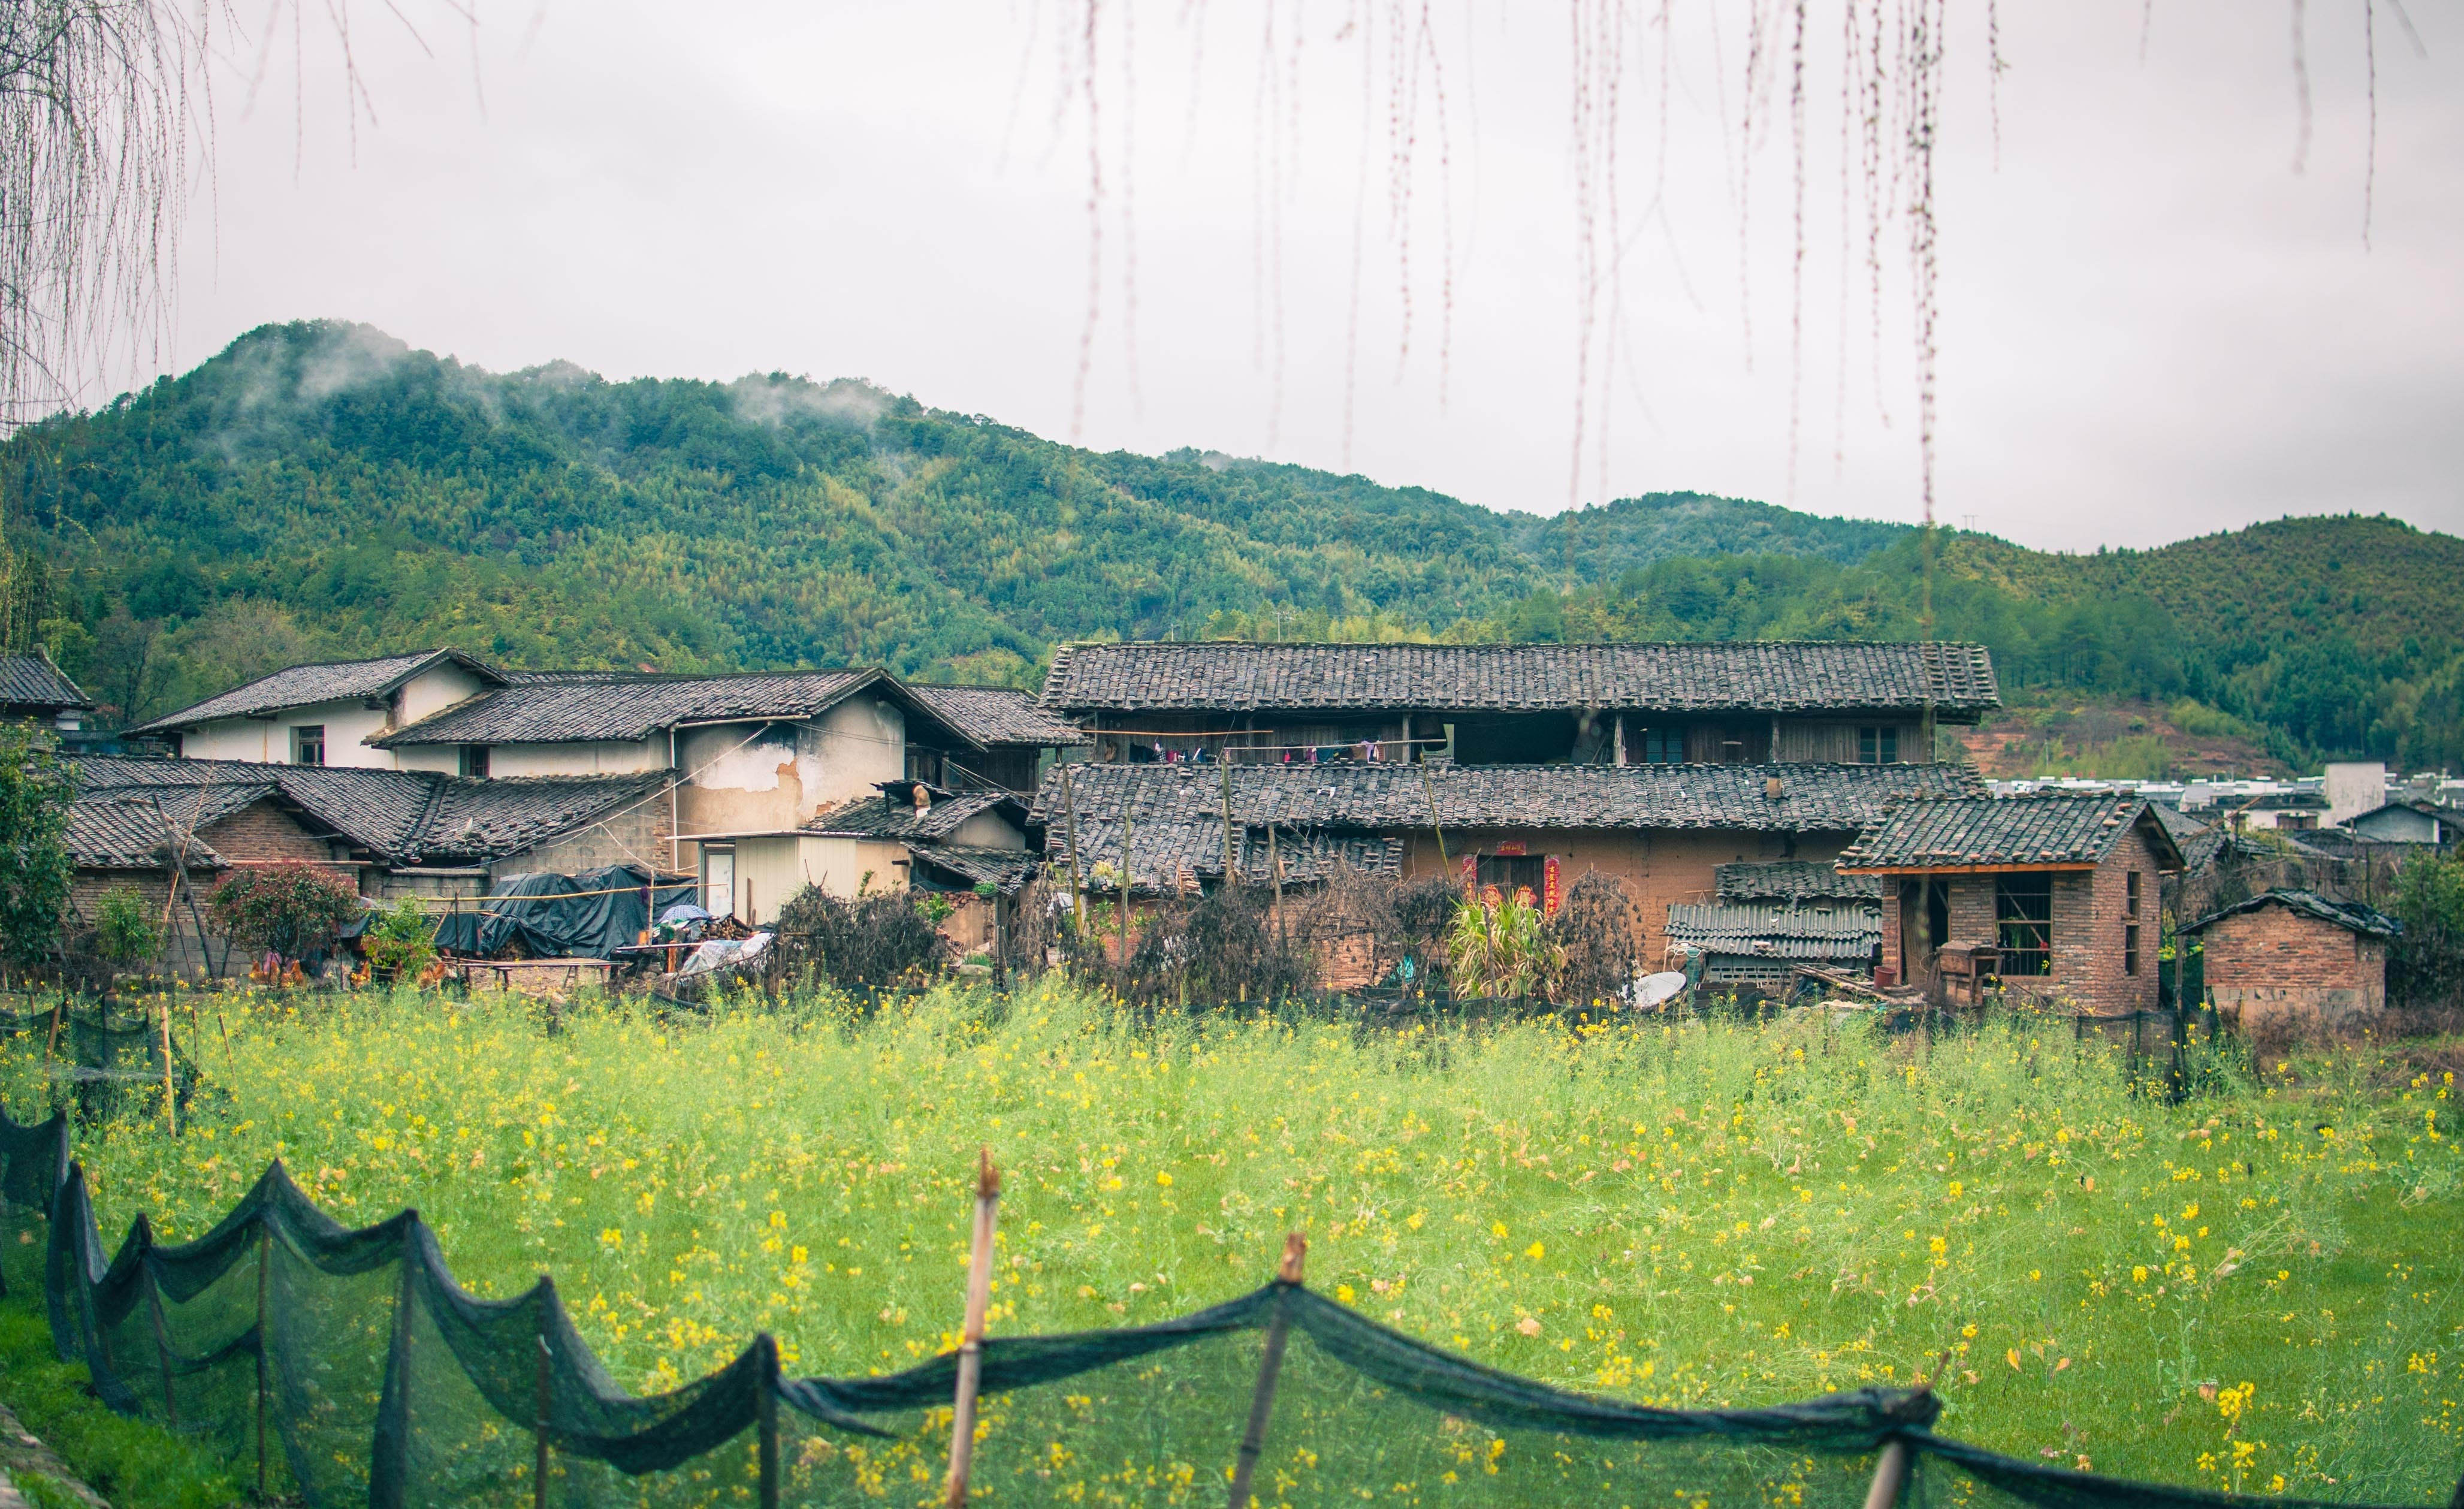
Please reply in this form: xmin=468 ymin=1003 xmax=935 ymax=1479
xmin=2342 ymin=800 xmax=2462 ymax=847
xmin=1 ymin=651 xmax=95 ymax=734
xmin=2185 ymin=889 xmax=2400 ymax=1030
xmin=1837 ymin=793 xmax=2184 ymax=1015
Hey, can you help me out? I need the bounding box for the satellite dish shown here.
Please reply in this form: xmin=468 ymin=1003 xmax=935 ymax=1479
xmin=1635 ymin=971 xmax=1689 ymax=1010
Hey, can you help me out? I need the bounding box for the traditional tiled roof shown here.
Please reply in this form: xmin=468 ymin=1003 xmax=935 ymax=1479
xmin=2150 ymin=802 xmax=2257 ymax=874
xmin=1047 ymin=812 xmax=1405 ymax=899
xmin=1030 ymin=760 xmax=1981 ymax=837
xmin=908 ymin=684 xmax=1088 ymax=747
xmin=69 ymin=756 xmax=664 ymax=867
xmin=369 ymin=667 xmax=985 ymax=751
xmin=1665 ymin=900 xmax=1880 ymax=959
xmin=1716 ymin=860 xmax=1882 ymax=902
xmin=2186 ymin=888 xmax=2401 ymax=940
xmin=127 ymin=650 xmax=501 ymax=735
xmin=1040 ymin=641 xmax=2001 ymax=717
xmin=908 ymin=844 xmax=1045 ymax=894
xmin=66 ymin=793 xmax=258 ymax=870
xmin=0 ymin=652 xmax=92 ymax=711
xmin=805 ymin=787 xmax=1027 ymax=844
xmin=406 ymin=774 xmax=672 ymax=864
xmin=1838 ymin=794 xmax=2183 ymax=872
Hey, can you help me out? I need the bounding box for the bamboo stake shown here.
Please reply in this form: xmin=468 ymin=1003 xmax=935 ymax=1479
xmin=158 ymin=996 xmax=177 ymax=1137
xmin=943 ymin=1149 xmax=1001 ymax=1508
xmin=1118 ymin=800 xmax=1134 ymax=977
xmin=1227 ymin=1235 xmax=1307 ymax=1509
xmin=1861 ymin=1436 xmax=1913 ymax=1508
xmin=1061 ymin=769 xmax=1086 ymax=934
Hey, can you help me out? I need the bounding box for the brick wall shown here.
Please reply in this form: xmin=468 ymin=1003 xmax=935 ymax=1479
xmin=198 ymin=802 xmax=337 ymax=868
xmin=2199 ymin=903 xmax=2386 ymax=1030
xmin=1874 ymin=825 xmax=2164 ymax=1015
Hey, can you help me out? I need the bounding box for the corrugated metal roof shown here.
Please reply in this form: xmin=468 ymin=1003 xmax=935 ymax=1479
xmin=1665 ymin=900 xmax=1880 ymax=958
xmin=1041 ymin=641 xmax=2001 ymax=716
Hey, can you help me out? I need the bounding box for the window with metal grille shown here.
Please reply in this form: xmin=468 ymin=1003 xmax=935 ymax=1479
xmin=1858 ymin=726 xmax=1898 ymax=764
xmin=459 ymin=745 xmax=491 ymax=780
xmin=1994 ymin=873 xmax=2054 ymax=976
xmin=291 ymin=725 xmax=325 ymax=766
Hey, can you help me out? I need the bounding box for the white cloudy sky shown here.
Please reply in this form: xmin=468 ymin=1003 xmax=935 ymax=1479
xmin=145 ymin=1 xmax=2460 ymax=551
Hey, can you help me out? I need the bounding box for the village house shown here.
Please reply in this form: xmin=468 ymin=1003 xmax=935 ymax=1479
xmin=1835 ymin=793 xmax=2185 ymax=1015
xmin=128 ymin=649 xmax=503 ymax=766
xmin=728 ymin=780 xmax=1043 ymax=952
xmin=1 ymin=650 xmax=95 ymax=734
xmin=2184 ymin=889 xmax=2399 ymax=1030
xmin=1038 ymin=639 xmax=2001 ymax=765
xmin=2341 ymin=799 xmax=2462 ymax=847
xmin=1031 ymin=759 xmax=1979 ymax=966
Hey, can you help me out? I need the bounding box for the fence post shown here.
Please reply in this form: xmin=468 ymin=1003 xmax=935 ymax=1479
xmin=535 ymin=1280 xmax=555 ymax=1509
xmin=1227 ymin=1235 xmax=1307 ymax=1509
xmin=256 ymin=1223 xmax=270 ymax=1496
xmin=757 ymin=1332 xmax=780 ymax=1509
xmin=944 ymin=1149 xmax=1001 ymax=1508
xmin=1861 ymin=1436 xmax=1913 ymax=1509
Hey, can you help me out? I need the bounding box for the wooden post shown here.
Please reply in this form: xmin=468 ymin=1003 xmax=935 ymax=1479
xmin=756 ymin=1332 xmax=780 ymax=1509
xmin=535 ymin=1295 xmax=554 ymax=1509
xmin=1061 ymin=769 xmax=1087 ymax=933
xmin=1227 ymin=1235 xmax=1307 ymax=1509
xmin=1419 ymin=763 xmax=1449 ymax=872
xmin=944 ymin=1149 xmax=1001 ymax=1508
xmin=256 ymin=1224 xmax=271 ymax=1496
xmin=42 ymin=993 xmax=61 ymax=1069
xmin=1219 ymin=756 xmax=1239 ymax=886
xmin=1861 ymin=1437 xmax=1913 ymax=1509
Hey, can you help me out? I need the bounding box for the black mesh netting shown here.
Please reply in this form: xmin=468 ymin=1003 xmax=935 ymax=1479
xmin=0 ymin=1107 xmax=2442 ymax=1509
xmin=0 ymin=999 xmax=198 ymax=1127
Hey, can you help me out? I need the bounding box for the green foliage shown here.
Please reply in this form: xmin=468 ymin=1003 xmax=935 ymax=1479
xmin=360 ymin=897 xmax=437 ymax=980
xmin=2165 ymin=698 xmax=2251 ymax=740
xmin=2391 ymin=853 xmax=2464 ymax=938
xmin=1446 ymin=887 xmax=1563 ymax=1000
xmin=13 ymin=321 xmax=2460 ymax=768
xmin=0 ymin=725 xmax=74 ymax=969
xmin=206 ymin=862 xmax=360 ymax=964
xmin=0 ymin=1296 xmax=241 ymax=1508
xmin=90 ymin=886 xmax=159 ymax=968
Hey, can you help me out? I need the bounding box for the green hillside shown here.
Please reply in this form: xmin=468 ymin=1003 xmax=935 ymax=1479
xmin=2 ymin=321 xmax=2456 ymax=772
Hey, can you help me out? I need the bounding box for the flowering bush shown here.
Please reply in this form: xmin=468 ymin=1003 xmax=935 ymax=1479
xmin=207 ymin=862 xmax=360 ymax=964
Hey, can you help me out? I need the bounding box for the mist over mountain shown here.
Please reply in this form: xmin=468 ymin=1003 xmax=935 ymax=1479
xmin=8 ymin=321 xmax=2459 ymax=772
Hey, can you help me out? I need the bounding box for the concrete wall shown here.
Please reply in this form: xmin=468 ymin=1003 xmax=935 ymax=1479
xmin=180 ymin=699 xmax=394 ymax=768
xmin=733 ymin=834 xmax=910 ymax=923
xmin=2325 ymin=762 xmax=2387 ymax=828
xmin=2201 ymin=904 xmax=2387 ymax=1030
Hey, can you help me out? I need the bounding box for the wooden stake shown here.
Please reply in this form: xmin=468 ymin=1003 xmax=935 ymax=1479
xmin=1227 ymin=1235 xmax=1307 ymax=1509
xmin=1266 ymin=823 xmax=1284 ymax=946
xmin=42 ymin=992 xmax=61 ymax=1070
xmin=943 ymin=1149 xmax=1001 ymax=1508
xmin=1861 ymin=1437 xmax=1913 ymax=1509
xmin=1061 ymin=769 xmax=1087 ymax=933
xmin=1118 ymin=800 xmax=1134 ymax=975
xmin=159 ymin=997 xmax=177 ymax=1137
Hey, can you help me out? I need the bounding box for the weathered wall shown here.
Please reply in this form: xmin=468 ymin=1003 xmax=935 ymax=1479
xmin=674 ymin=701 xmax=907 ymax=869
xmin=487 ymin=738 xmax=667 ymax=777
xmin=395 ymin=663 xmax=490 ymax=725
xmin=734 ymin=835 xmax=911 ymax=922
xmin=494 ymin=798 xmax=674 ymax=885
xmin=1397 ymin=826 xmax=1856 ymax=964
xmin=1773 ymin=720 xmax=1921 ymax=763
xmin=2200 ymin=904 xmax=2387 ymax=1029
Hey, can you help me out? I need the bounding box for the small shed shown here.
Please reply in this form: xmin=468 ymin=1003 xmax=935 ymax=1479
xmin=2344 ymin=801 xmax=2462 ymax=848
xmin=2185 ymin=889 xmax=2400 ymax=1031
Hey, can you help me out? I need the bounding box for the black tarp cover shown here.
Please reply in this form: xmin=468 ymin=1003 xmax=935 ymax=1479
xmin=430 ymin=865 xmax=693 ymax=961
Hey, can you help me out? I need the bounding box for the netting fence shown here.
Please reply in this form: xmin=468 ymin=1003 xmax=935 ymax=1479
xmin=0 ymin=1106 xmax=2447 ymax=1509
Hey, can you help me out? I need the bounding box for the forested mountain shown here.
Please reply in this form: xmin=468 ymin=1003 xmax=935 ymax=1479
xmin=4 ymin=321 xmax=2457 ymax=771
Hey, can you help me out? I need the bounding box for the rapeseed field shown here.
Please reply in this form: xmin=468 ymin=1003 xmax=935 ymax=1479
xmin=5 ymin=982 xmax=2458 ymax=1501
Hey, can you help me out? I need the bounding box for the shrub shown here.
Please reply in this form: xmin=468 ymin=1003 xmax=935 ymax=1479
xmin=0 ymin=723 xmax=75 ymax=970
xmin=2389 ymin=852 xmax=2464 ymax=1006
xmin=208 ymin=863 xmax=361 ymax=965
xmin=772 ymin=886 xmax=947 ymax=991
xmin=1550 ymin=871 xmax=1639 ymax=1007
xmin=1447 ymin=886 xmax=1563 ymax=1001
xmin=92 ymin=886 xmax=162 ymax=969
xmin=360 ymin=898 xmax=439 ymax=982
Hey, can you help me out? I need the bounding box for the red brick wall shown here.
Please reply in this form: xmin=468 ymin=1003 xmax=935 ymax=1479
xmin=1873 ymin=825 xmax=2166 ymax=1015
xmin=199 ymin=802 xmax=341 ymax=868
xmin=2200 ymin=902 xmax=2387 ymax=1028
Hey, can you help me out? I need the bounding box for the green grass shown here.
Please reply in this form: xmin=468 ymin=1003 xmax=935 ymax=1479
xmin=0 ymin=1292 xmax=240 ymax=1508
xmin=4 ymin=981 xmax=2460 ymax=1502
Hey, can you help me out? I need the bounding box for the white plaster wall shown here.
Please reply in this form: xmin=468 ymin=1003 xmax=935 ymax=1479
xmin=808 ymin=698 xmax=906 ymax=807
xmin=179 ymin=701 xmax=395 ymax=768
xmin=733 ymin=834 xmax=910 ymax=922
xmin=396 ymin=663 xmax=491 ymax=724
xmin=395 ymin=746 xmax=460 ymax=775
xmin=946 ymin=810 xmax=1025 ymax=849
xmin=486 ymin=739 xmax=667 ymax=776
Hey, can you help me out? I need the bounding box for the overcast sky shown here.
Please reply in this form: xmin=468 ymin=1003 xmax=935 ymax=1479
xmin=146 ymin=1 xmax=2460 ymax=553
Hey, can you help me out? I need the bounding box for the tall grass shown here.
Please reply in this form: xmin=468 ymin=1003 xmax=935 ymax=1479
xmin=5 ymin=981 xmax=2458 ymax=1500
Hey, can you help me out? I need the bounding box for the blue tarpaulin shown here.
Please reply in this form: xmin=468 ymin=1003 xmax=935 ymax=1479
xmin=430 ymin=864 xmax=694 ymax=961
